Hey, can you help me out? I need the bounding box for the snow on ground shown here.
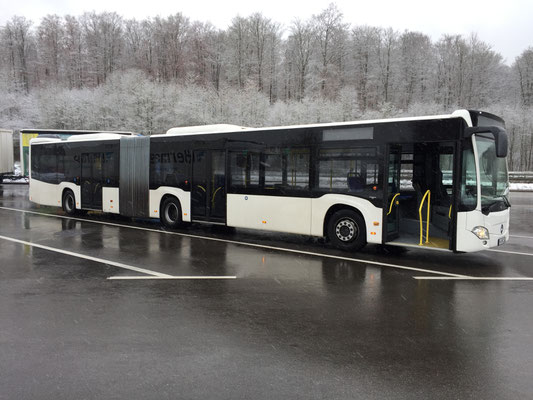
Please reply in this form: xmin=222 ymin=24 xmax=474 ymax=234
xmin=510 ymin=183 xmax=533 ymax=191
xmin=1 ymin=177 xmax=28 ymax=183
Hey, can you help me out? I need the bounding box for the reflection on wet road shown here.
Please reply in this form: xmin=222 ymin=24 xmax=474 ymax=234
xmin=1 ymin=184 xmax=532 ymax=399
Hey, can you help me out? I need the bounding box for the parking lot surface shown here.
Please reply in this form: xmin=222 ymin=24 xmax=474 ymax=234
xmin=1 ymin=185 xmax=532 ymax=399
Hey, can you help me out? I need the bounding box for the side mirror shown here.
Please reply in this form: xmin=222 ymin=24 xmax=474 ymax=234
xmin=464 ymin=126 xmax=508 ymax=158
xmin=494 ymin=129 xmax=508 ymax=158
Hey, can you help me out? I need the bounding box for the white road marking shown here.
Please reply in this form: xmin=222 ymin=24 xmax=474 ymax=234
xmin=0 ymin=234 xmax=172 ymax=277
xmin=0 ymin=206 xmax=467 ymax=278
xmin=487 ymin=249 xmax=533 ymax=257
xmin=510 ymin=234 xmax=533 ymax=239
xmin=414 ymin=276 xmax=533 ymax=281
xmin=108 ymin=276 xmax=237 ymax=280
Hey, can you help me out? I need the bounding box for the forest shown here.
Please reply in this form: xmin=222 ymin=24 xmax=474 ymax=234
xmin=1 ymin=4 xmax=532 ymax=170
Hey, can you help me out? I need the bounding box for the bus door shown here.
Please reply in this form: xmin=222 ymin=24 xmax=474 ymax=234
xmin=191 ymin=150 xmax=226 ymax=223
xmin=81 ymin=152 xmax=103 ymax=210
xmin=385 ymin=145 xmax=401 ymax=241
xmin=428 ymin=142 xmax=456 ymax=248
xmin=399 ymin=142 xmax=455 ymax=249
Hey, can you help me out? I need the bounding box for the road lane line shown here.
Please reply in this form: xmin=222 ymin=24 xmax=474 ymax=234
xmin=0 ymin=234 xmax=172 ymax=277
xmin=487 ymin=249 xmax=533 ymax=257
xmin=414 ymin=276 xmax=533 ymax=281
xmin=510 ymin=234 xmax=533 ymax=239
xmin=0 ymin=206 xmax=468 ymax=278
xmin=108 ymin=276 xmax=237 ymax=280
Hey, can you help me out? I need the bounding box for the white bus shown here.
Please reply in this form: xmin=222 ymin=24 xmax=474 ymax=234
xmin=28 ymin=110 xmax=510 ymax=253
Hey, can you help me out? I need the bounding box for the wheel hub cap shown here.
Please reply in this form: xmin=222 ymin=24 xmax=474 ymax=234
xmin=336 ymin=219 xmax=357 ymax=242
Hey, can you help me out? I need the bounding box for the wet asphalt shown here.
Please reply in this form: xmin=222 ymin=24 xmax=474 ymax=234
xmin=0 ymin=184 xmax=532 ymax=399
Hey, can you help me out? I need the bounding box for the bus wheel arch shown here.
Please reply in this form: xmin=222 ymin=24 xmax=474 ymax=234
xmin=62 ymin=189 xmax=77 ymax=215
xmin=160 ymin=195 xmax=183 ymax=228
xmin=324 ymin=205 xmax=367 ymax=251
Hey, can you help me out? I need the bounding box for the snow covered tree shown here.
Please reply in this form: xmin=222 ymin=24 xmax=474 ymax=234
xmin=515 ymin=47 xmax=533 ymax=106
xmin=311 ymin=3 xmax=348 ymax=100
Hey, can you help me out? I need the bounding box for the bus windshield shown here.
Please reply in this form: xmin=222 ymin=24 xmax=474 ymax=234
xmin=475 ymin=133 xmax=509 ymax=213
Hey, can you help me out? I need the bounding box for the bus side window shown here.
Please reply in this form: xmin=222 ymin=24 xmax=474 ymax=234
xmin=31 ymin=145 xmax=41 ymax=181
xmin=103 ymin=150 xmax=117 ymax=186
xmin=63 ymin=143 xmax=79 ymax=184
xmin=318 ymin=148 xmax=377 ymax=193
xmin=149 ymin=142 xmax=189 ymax=190
xmin=460 ymin=143 xmax=478 ymax=211
xmin=262 ymin=149 xmax=283 ymax=189
xmin=285 ymin=148 xmax=310 ymax=189
xmin=40 ymin=145 xmax=58 ymax=184
xmin=56 ymin=145 xmax=66 ymax=183
xmin=230 ymin=151 xmax=260 ymax=189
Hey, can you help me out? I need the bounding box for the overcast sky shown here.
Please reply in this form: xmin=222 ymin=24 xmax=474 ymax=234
xmin=1 ymin=0 xmax=531 ymax=64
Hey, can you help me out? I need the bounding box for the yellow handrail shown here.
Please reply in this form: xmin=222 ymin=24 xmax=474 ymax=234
xmin=387 ymin=193 xmax=401 ymax=216
xmin=419 ymin=190 xmax=431 ymax=245
xmin=211 ymin=186 xmax=223 ymax=207
xmin=449 ymin=204 xmax=452 ymax=219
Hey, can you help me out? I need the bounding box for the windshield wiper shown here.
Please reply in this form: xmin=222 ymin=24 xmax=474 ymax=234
xmin=502 ymin=195 xmax=511 ymax=208
xmin=482 ymin=197 xmax=510 ymax=215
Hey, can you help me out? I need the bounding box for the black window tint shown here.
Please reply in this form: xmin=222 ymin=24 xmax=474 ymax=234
xmin=263 ymin=149 xmax=283 ymax=188
xmin=103 ymin=143 xmax=119 ymax=187
xmin=230 ymin=151 xmax=260 ymax=189
xmin=460 ymin=141 xmax=477 ymax=211
xmin=150 ymin=141 xmax=190 ymax=189
xmin=57 ymin=145 xmax=65 ymax=182
xmin=318 ymin=148 xmax=378 ymax=192
xmin=31 ymin=145 xmax=41 ymax=180
xmin=40 ymin=145 xmax=58 ymax=184
xmin=63 ymin=143 xmax=80 ymax=184
xmin=286 ymin=148 xmax=310 ymax=189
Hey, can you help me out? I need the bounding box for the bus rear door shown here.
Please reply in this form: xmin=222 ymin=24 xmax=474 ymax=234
xmin=191 ymin=150 xmax=226 ymax=223
xmin=81 ymin=152 xmax=103 ymax=210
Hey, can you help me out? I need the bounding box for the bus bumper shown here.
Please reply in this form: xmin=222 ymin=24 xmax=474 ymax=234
xmin=456 ymin=209 xmax=510 ymax=252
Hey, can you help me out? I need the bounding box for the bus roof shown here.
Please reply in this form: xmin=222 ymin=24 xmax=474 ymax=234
xmin=30 ymin=133 xmax=132 ymax=145
xmin=165 ymin=124 xmax=250 ymax=136
xmin=28 ymin=109 xmax=493 ymax=143
xmin=20 ymin=129 xmax=136 ymax=135
xmin=157 ymin=110 xmax=475 ymax=138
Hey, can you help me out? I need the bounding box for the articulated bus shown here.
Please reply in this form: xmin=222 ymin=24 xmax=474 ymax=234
xmin=28 ymin=110 xmax=510 ymax=253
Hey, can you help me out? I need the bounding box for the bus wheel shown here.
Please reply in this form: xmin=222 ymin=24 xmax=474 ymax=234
xmin=161 ymin=197 xmax=182 ymax=228
xmin=327 ymin=209 xmax=366 ymax=251
xmin=62 ymin=190 xmax=76 ymax=215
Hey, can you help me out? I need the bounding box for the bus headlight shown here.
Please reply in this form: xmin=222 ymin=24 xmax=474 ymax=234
xmin=472 ymin=226 xmax=490 ymax=240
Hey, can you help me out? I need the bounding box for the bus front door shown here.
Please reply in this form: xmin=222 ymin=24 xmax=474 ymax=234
xmin=191 ymin=150 xmax=226 ymax=223
xmin=81 ymin=152 xmax=103 ymax=210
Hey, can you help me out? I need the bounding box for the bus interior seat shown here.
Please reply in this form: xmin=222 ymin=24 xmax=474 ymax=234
xmin=347 ymin=172 xmax=365 ymax=191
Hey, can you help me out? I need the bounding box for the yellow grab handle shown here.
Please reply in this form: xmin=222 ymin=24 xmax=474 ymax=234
xmin=419 ymin=190 xmax=431 ymax=245
xmin=387 ymin=193 xmax=401 ymax=216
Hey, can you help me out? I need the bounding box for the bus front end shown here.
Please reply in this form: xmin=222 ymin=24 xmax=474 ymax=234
xmin=455 ymin=111 xmax=510 ymax=252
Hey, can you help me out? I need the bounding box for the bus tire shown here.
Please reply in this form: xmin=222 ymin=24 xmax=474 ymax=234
xmin=327 ymin=209 xmax=366 ymax=251
xmin=161 ymin=197 xmax=182 ymax=228
xmin=62 ymin=190 xmax=77 ymax=216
